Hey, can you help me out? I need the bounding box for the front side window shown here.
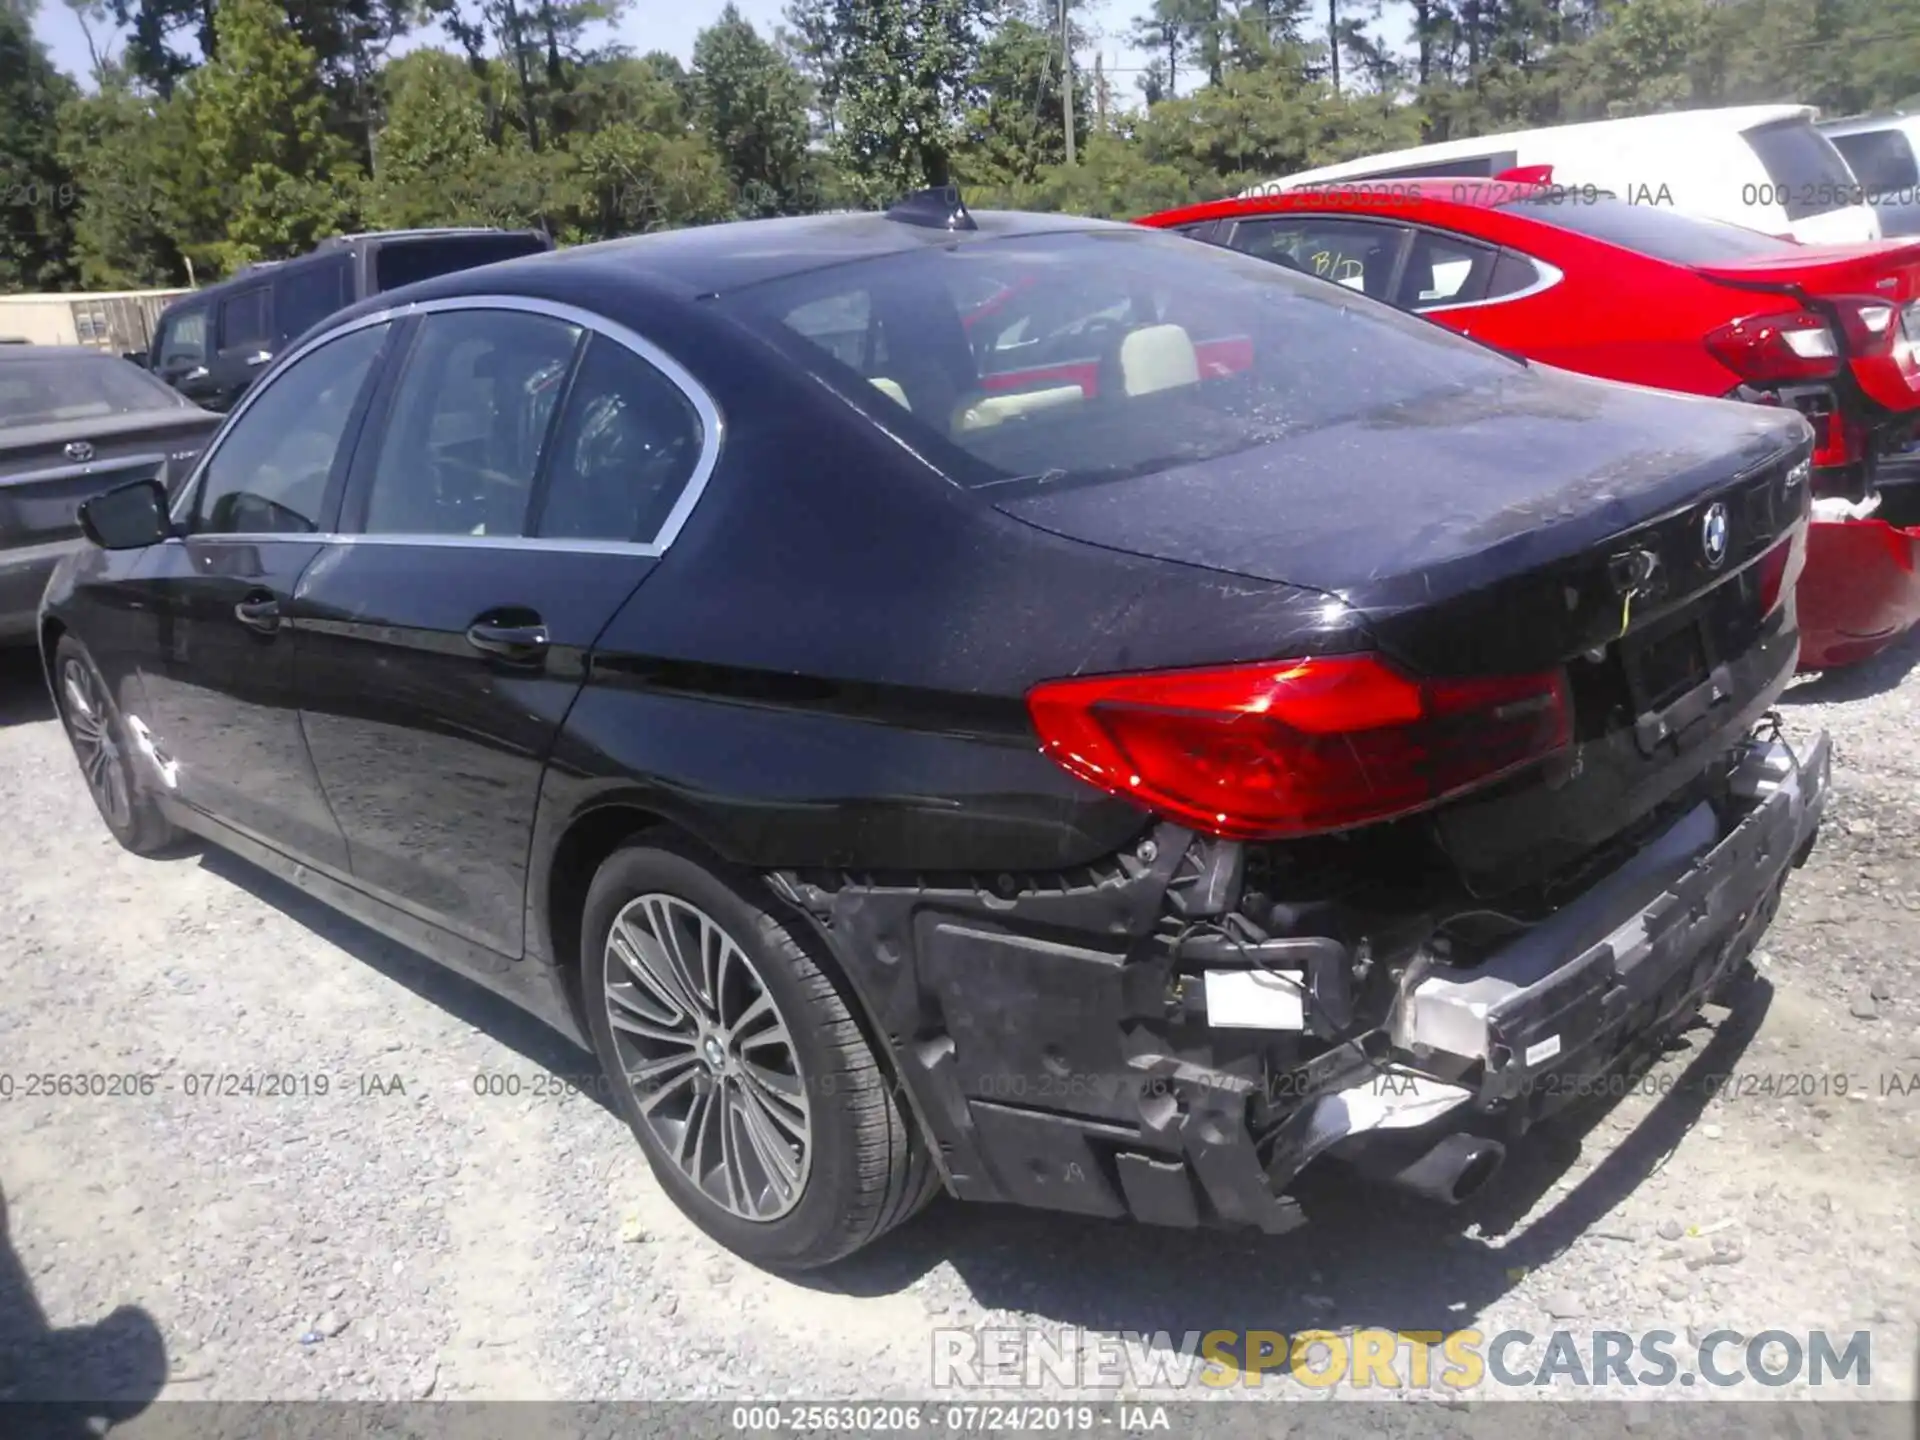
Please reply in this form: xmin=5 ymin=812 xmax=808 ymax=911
xmin=1227 ymin=216 xmax=1410 ymax=298
xmin=533 ymin=334 xmax=704 ymax=544
xmin=192 ymin=323 xmax=389 ymax=535
xmin=726 ymin=227 xmax=1522 ymax=492
xmin=359 ymin=309 xmax=581 ymax=537
xmin=220 ymin=287 xmax=272 ymax=350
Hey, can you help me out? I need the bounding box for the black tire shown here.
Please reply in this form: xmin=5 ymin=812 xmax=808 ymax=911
xmin=581 ymin=838 xmax=939 ymax=1270
xmin=50 ymin=634 xmax=179 ymax=856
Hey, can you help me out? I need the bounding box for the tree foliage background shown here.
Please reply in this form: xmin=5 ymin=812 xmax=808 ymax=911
xmin=7 ymin=0 xmax=1920 ymax=291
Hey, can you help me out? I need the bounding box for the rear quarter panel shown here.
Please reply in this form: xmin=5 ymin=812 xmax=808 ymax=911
xmin=522 ymin=288 xmax=1342 ymax=891
xmin=1423 ymin=208 xmax=1792 ymax=396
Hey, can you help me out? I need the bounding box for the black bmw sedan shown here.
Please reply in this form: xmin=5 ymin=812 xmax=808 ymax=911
xmin=40 ymin=190 xmax=1830 ymax=1270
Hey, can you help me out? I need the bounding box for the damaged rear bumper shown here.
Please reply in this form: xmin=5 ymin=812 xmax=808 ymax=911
xmin=780 ymin=725 xmax=1830 ymax=1235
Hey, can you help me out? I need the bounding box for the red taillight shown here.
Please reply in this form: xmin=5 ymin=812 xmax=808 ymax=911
xmin=1026 ymin=654 xmax=1572 ymax=841
xmin=1706 ymin=311 xmax=1840 ymax=383
xmin=1830 ymin=295 xmax=1900 ymax=355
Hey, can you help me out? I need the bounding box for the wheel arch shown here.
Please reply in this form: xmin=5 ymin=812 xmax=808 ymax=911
xmin=535 ymin=796 xmax=943 ymax=1170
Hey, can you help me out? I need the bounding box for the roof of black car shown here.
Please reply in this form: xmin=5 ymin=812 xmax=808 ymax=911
xmin=423 ymin=208 xmax=1130 ymax=301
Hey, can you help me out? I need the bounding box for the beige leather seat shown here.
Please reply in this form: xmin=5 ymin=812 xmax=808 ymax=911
xmin=869 ymin=377 xmax=911 ymax=410
xmin=1119 ymin=324 xmax=1201 ymax=397
xmin=951 ymin=385 xmax=1085 ymax=433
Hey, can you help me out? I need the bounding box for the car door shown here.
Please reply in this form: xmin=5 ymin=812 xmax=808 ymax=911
xmin=152 ymin=302 xmax=218 ymax=407
xmin=294 ymin=299 xmax=716 ymax=957
xmin=209 ymin=283 xmax=276 ymax=411
xmin=134 ymin=320 xmax=397 ymax=873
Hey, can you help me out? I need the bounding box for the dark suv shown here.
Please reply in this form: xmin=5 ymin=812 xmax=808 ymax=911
xmin=147 ymin=228 xmax=554 ymax=412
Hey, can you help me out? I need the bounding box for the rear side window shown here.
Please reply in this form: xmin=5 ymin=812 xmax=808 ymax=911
xmin=1487 ymin=250 xmax=1544 ymax=300
xmin=1829 ymin=128 xmax=1920 ymax=202
xmin=727 ymin=228 xmax=1522 ymax=492
xmin=359 ymin=309 xmax=580 ymax=537
xmin=219 ymin=286 xmax=271 ymax=350
xmin=276 ymin=256 xmax=353 ymax=345
xmin=533 ymin=334 xmax=704 ymax=545
xmin=1743 ymin=119 xmax=1862 ymax=221
xmin=1397 ymin=231 xmax=1498 ymax=310
xmin=372 ymin=235 xmax=551 ymax=293
xmin=156 ymin=308 xmax=207 ymax=368
xmin=1498 ymin=193 xmax=1788 ymax=264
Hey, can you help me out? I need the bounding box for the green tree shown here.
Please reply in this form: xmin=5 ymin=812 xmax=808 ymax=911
xmin=791 ymin=0 xmax=987 ymax=201
xmin=56 ymin=72 xmax=202 ymax=287
xmin=361 ymin=49 xmax=557 ymax=229
xmin=194 ymin=0 xmax=362 ymax=271
xmin=692 ymin=5 xmax=814 ymax=215
xmin=0 ymin=6 xmax=79 ymax=289
xmin=563 ymin=121 xmax=734 ymax=238
xmin=956 ymin=0 xmax=1092 ymax=187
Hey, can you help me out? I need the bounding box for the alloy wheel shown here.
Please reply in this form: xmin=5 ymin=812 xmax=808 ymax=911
xmin=603 ymin=894 xmax=812 ymax=1221
xmin=60 ymin=658 xmax=131 ymax=831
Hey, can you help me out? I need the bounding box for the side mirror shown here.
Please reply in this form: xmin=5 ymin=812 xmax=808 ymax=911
xmin=79 ymin=478 xmax=174 ymax=550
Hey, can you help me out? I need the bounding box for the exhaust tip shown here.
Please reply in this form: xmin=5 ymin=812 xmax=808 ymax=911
xmin=1445 ymin=1139 xmax=1506 ymax=1204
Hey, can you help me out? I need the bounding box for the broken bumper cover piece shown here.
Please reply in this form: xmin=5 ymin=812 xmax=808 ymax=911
xmin=1391 ymin=730 xmax=1828 ymax=1111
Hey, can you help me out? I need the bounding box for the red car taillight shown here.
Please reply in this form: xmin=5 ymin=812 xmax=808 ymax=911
xmin=1026 ymin=654 xmax=1572 ymax=841
xmin=1706 ymin=311 xmax=1841 ymax=384
xmin=1830 ymin=295 xmax=1900 ymax=355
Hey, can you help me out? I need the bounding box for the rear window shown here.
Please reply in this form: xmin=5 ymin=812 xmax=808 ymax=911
xmin=1828 ymin=128 xmax=1920 ymax=203
xmin=724 ymin=228 xmax=1521 ymax=491
xmin=373 ymin=235 xmax=552 ymax=293
xmin=1498 ymin=193 xmax=1790 ymax=265
xmin=0 ymin=356 xmax=187 ymax=427
xmin=1743 ymin=119 xmax=1862 ymax=221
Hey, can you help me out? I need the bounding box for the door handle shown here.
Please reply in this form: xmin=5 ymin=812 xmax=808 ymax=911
xmin=234 ymin=593 xmax=281 ymax=635
xmin=466 ymin=618 xmax=549 ymax=664
xmin=182 ymin=365 xmax=209 ymax=383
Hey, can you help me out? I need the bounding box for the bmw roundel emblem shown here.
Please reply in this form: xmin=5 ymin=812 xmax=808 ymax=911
xmin=1701 ymin=502 xmax=1730 ymax=569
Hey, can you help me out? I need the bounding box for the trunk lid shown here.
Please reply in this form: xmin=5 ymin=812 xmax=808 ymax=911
xmin=1691 ymin=237 xmax=1920 ymax=302
xmin=994 ymin=366 xmax=1810 ymax=672
xmin=0 ymin=410 xmax=220 ymax=550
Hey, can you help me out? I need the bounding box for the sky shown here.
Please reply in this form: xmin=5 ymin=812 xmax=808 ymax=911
xmin=30 ymin=0 xmax=1411 ymax=115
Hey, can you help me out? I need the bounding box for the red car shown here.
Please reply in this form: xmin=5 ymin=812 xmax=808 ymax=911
xmin=1140 ymin=179 xmax=1920 ymax=670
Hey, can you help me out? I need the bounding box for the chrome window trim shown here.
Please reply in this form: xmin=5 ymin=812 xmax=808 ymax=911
xmin=168 ymin=293 xmax=726 ymax=559
xmin=1418 ymin=257 xmax=1565 ymax=315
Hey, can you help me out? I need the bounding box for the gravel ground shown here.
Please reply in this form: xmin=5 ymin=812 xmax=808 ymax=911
xmin=1 ymin=636 xmax=1917 ymax=1414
